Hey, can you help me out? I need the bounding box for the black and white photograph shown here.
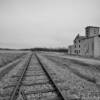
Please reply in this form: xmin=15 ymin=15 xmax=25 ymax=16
xmin=0 ymin=0 xmax=100 ymax=100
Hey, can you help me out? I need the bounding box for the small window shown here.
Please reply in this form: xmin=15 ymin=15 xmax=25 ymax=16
xmin=79 ymin=40 xmax=80 ymax=43
xmin=79 ymin=45 xmax=80 ymax=48
xmin=75 ymin=45 xmax=76 ymax=48
xmin=79 ymin=50 xmax=80 ymax=53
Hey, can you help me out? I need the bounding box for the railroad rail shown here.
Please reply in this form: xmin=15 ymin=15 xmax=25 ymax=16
xmin=35 ymin=53 xmax=68 ymax=100
xmin=10 ymin=52 xmax=33 ymax=100
xmin=0 ymin=52 xmax=70 ymax=100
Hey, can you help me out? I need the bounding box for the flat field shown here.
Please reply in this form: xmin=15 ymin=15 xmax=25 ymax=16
xmin=39 ymin=51 xmax=100 ymax=99
xmin=0 ymin=51 xmax=100 ymax=100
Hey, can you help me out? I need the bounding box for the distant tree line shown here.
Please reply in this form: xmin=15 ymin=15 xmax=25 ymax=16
xmin=21 ymin=48 xmax=68 ymax=53
xmin=0 ymin=47 xmax=68 ymax=53
xmin=0 ymin=48 xmax=18 ymax=50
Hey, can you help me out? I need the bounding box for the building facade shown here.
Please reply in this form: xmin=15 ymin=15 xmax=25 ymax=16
xmin=86 ymin=26 xmax=100 ymax=37
xmin=68 ymin=45 xmax=75 ymax=55
xmin=68 ymin=26 xmax=100 ymax=57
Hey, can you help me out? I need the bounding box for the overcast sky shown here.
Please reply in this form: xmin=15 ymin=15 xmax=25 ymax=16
xmin=0 ymin=0 xmax=100 ymax=49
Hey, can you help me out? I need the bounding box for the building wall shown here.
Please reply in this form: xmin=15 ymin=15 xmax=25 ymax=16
xmin=68 ymin=45 xmax=75 ymax=55
xmin=86 ymin=27 xmax=100 ymax=37
xmin=80 ymin=38 xmax=94 ymax=57
xmin=68 ymin=26 xmax=100 ymax=57
xmin=74 ymin=39 xmax=81 ymax=55
xmin=74 ymin=36 xmax=100 ymax=57
xmin=71 ymin=45 xmax=75 ymax=55
xmin=94 ymin=36 xmax=100 ymax=57
xmin=68 ymin=46 xmax=71 ymax=54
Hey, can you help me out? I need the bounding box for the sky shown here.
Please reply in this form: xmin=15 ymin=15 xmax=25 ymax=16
xmin=0 ymin=0 xmax=100 ymax=49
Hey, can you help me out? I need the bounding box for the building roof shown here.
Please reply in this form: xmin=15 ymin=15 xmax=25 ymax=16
xmin=85 ymin=26 xmax=100 ymax=29
xmin=78 ymin=36 xmax=85 ymax=39
xmin=80 ymin=34 xmax=100 ymax=41
xmin=74 ymin=34 xmax=85 ymax=41
xmin=74 ymin=33 xmax=100 ymax=42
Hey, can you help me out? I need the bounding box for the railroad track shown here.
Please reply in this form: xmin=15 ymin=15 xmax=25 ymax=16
xmin=0 ymin=52 xmax=69 ymax=100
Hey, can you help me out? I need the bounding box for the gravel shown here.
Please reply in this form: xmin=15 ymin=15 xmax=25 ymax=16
xmin=39 ymin=54 xmax=100 ymax=99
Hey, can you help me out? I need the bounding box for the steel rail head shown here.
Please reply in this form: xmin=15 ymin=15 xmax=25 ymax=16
xmin=35 ymin=53 xmax=69 ymax=100
xmin=10 ymin=52 xmax=33 ymax=100
xmin=20 ymin=89 xmax=27 ymax=100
